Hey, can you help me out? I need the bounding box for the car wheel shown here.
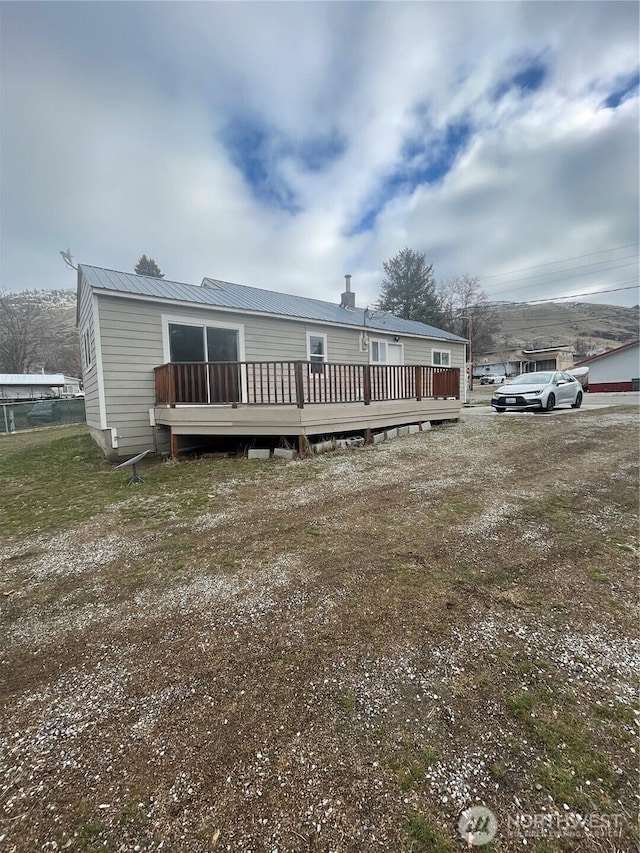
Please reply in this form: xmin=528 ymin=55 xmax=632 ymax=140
xmin=495 ymin=407 xmax=505 ymax=413
xmin=545 ymin=393 xmax=555 ymax=412
xmin=571 ymin=392 xmax=583 ymax=409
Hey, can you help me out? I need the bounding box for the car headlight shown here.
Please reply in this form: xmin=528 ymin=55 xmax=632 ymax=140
xmin=523 ymin=390 xmax=542 ymax=396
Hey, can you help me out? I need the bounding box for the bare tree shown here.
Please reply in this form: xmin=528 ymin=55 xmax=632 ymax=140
xmin=437 ymin=275 xmax=500 ymax=355
xmin=0 ymin=291 xmax=80 ymax=376
xmin=0 ymin=290 xmax=46 ymax=373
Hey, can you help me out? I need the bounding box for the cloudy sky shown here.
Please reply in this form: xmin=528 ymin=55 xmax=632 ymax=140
xmin=1 ymin=1 xmax=638 ymax=309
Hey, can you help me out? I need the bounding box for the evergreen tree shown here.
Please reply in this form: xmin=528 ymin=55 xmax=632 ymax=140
xmin=134 ymin=255 xmax=164 ymax=278
xmin=377 ymin=248 xmax=443 ymax=326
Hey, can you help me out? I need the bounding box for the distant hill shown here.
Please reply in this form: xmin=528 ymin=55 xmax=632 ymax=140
xmin=485 ymin=300 xmax=639 ymax=356
xmin=16 ymin=288 xmax=77 ymax=310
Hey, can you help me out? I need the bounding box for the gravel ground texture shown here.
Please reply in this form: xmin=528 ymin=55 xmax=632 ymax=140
xmin=1 ymin=405 xmax=638 ymax=853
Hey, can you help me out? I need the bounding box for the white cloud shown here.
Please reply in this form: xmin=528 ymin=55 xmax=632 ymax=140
xmin=0 ymin=1 xmax=637 ymax=310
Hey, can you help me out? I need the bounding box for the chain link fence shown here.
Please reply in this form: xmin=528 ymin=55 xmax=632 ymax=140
xmin=1 ymin=398 xmax=86 ymax=434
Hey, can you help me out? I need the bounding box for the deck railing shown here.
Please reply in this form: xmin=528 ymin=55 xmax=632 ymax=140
xmin=154 ymin=362 xmax=460 ymax=408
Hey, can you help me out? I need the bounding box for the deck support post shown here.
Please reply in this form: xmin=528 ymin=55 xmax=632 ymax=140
xmin=170 ymin=429 xmax=179 ymax=459
xmin=364 ymin=428 xmax=372 ymax=445
xmin=298 ymin=434 xmax=312 ymax=458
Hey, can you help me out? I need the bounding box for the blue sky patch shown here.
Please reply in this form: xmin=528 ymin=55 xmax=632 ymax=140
xmin=296 ymin=132 xmax=346 ymax=173
xmin=493 ymin=59 xmax=547 ymax=100
xmin=221 ymin=117 xmax=345 ymax=211
xmin=601 ymin=70 xmax=639 ymax=109
xmin=220 ymin=117 xmax=299 ymax=213
xmin=349 ymin=121 xmax=472 ymax=235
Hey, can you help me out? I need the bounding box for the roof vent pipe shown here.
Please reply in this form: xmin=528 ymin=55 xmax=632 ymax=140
xmin=340 ymin=274 xmax=355 ymax=309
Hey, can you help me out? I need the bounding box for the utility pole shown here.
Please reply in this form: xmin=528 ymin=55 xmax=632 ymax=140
xmin=466 ymin=315 xmax=473 ymax=392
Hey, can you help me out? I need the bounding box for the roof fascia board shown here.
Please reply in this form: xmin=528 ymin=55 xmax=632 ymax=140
xmin=89 ymin=286 xmax=465 ymax=344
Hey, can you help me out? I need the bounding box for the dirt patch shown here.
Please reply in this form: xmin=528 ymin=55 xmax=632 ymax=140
xmin=1 ymin=409 xmax=638 ymax=852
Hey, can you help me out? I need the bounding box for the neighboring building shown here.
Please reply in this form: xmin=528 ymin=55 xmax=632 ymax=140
xmin=475 ymin=348 xmax=522 ymax=378
xmin=574 ymin=340 xmax=640 ymax=392
xmin=476 ymin=345 xmax=574 ymax=378
xmin=62 ymin=376 xmax=83 ymax=397
xmin=0 ymin=374 xmax=65 ymax=401
xmin=76 ymin=265 xmax=467 ymax=460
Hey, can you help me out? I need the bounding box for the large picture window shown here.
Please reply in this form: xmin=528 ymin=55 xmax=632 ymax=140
xmin=169 ymin=323 xmax=239 ymax=363
xmin=166 ymin=320 xmax=242 ymax=404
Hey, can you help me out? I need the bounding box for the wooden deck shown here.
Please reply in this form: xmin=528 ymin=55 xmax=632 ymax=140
xmin=153 ymin=361 xmax=461 ymax=454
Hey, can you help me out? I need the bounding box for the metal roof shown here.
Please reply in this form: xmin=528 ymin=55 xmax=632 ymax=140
xmin=0 ymin=374 xmax=65 ymax=385
xmin=79 ymin=265 xmax=466 ymax=342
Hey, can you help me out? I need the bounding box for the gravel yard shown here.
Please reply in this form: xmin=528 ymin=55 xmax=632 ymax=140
xmin=1 ymin=406 xmax=638 ymax=852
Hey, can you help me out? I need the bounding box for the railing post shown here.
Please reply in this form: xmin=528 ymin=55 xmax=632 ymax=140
xmin=294 ymin=361 xmax=305 ymax=409
xmin=363 ymin=364 xmax=371 ymax=405
xmin=415 ymin=365 xmax=422 ymax=401
xmin=169 ymin=364 xmax=176 ymax=406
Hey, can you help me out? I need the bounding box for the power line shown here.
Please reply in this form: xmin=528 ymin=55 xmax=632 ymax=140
xmin=492 ymin=305 xmax=638 ymax=324
xmin=478 ymin=243 xmax=640 ymax=281
xmin=481 ymin=258 xmax=639 ymax=295
xmin=477 ymin=277 xmax=639 ymax=309
xmin=525 ymin=284 xmax=639 ymax=303
xmin=497 ymin=312 xmax=639 ymax=335
xmin=482 ymin=276 xmax=639 ymax=304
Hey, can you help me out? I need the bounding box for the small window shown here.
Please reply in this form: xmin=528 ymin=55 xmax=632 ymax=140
xmin=432 ymin=349 xmax=450 ymax=367
xmin=82 ymin=329 xmax=92 ymax=368
xmin=307 ymin=333 xmax=327 ymax=372
xmin=371 ymin=340 xmax=387 ymax=364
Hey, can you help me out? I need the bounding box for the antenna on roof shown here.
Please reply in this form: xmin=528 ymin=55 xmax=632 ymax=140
xmin=59 ymin=248 xmax=77 ymax=270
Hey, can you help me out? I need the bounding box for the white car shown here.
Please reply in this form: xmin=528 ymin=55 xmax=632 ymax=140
xmin=491 ymin=371 xmax=583 ymax=413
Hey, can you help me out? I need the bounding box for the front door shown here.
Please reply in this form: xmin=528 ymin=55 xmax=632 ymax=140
xmin=206 ymin=327 xmax=240 ymax=403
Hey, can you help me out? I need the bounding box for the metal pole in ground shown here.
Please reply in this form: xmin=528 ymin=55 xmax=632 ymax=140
xmin=2 ymin=404 xmax=8 ymax=434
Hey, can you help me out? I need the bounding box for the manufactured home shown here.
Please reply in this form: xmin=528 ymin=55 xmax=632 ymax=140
xmin=76 ymin=265 xmax=467 ymax=460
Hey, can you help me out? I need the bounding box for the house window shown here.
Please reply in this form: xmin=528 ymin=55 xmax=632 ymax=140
xmin=168 ymin=323 xmax=238 ymax=362
xmin=167 ymin=321 xmax=241 ymax=404
xmin=371 ymin=340 xmax=387 ymax=364
xmin=432 ymin=349 xmax=451 ymax=367
xmin=307 ymin=333 xmax=327 ymax=373
xmin=370 ymin=339 xmax=403 ymax=365
xmin=82 ymin=329 xmax=92 ymax=368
